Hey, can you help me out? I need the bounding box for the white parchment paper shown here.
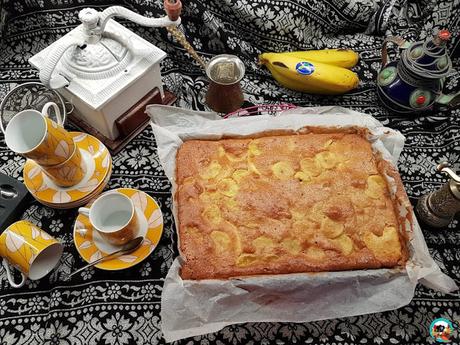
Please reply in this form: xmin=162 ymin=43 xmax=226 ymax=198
xmin=146 ymin=105 xmax=458 ymax=343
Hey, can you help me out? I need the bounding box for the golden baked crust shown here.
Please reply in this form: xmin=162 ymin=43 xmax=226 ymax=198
xmin=176 ymin=130 xmax=410 ymax=280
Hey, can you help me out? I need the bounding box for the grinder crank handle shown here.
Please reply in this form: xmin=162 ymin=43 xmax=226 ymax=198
xmin=95 ymin=5 xmax=181 ymax=37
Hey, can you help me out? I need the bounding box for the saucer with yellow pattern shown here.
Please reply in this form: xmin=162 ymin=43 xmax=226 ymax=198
xmin=38 ymin=163 xmax=112 ymax=209
xmin=23 ymin=132 xmax=111 ymax=208
xmin=73 ymin=188 xmax=164 ymax=270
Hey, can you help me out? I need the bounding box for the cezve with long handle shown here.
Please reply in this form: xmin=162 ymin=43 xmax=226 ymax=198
xmin=68 ymin=236 xmax=144 ymax=278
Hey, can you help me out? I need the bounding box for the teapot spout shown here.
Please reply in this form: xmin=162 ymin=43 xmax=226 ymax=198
xmin=436 ymin=92 xmax=460 ymax=107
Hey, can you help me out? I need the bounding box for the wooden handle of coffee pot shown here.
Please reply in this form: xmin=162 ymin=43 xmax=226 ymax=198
xmin=164 ymin=0 xmax=182 ymax=21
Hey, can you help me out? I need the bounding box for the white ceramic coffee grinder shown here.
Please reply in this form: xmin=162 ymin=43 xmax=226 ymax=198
xmin=29 ymin=1 xmax=193 ymax=153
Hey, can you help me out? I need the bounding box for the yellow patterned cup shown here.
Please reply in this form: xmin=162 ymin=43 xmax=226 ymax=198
xmin=4 ymin=102 xmax=75 ymax=166
xmin=0 ymin=220 xmax=63 ymax=288
xmin=40 ymin=144 xmax=85 ymax=187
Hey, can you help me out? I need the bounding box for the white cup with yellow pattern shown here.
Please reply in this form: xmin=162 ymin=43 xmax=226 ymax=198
xmin=78 ymin=192 xmax=140 ymax=246
xmin=0 ymin=220 xmax=63 ymax=288
xmin=4 ymin=102 xmax=74 ymax=166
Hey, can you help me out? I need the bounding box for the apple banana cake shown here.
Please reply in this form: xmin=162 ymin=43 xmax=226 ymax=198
xmin=175 ymin=130 xmax=410 ymax=280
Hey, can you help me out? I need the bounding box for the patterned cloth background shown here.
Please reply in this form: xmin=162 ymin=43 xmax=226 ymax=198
xmin=0 ymin=0 xmax=459 ymax=344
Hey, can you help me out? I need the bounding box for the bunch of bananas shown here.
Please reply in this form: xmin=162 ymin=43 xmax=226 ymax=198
xmin=259 ymin=49 xmax=360 ymax=95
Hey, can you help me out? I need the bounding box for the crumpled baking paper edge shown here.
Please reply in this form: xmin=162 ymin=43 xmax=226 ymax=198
xmin=146 ymin=105 xmax=458 ymax=343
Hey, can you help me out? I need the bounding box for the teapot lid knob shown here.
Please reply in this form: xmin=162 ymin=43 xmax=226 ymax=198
xmin=438 ymin=29 xmax=451 ymax=41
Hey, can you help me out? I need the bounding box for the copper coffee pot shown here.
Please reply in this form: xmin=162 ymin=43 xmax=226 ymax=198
xmin=205 ymin=55 xmax=245 ymax=114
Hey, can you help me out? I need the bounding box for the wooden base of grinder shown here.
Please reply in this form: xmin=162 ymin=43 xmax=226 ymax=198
xmin=67 ymin=88 xmax=176 ymax=155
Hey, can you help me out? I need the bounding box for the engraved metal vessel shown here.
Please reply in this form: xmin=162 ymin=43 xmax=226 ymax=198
xmin=416 ymin=162 xmax=460 ymax=228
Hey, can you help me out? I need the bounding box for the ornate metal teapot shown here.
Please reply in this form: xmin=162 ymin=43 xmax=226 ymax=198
xmin=377 ymin=30 xmax=460 ymax=114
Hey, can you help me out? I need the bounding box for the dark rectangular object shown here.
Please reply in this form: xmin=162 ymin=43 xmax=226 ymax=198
xmin=0 ymin=173 xmax=30 ymax=233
